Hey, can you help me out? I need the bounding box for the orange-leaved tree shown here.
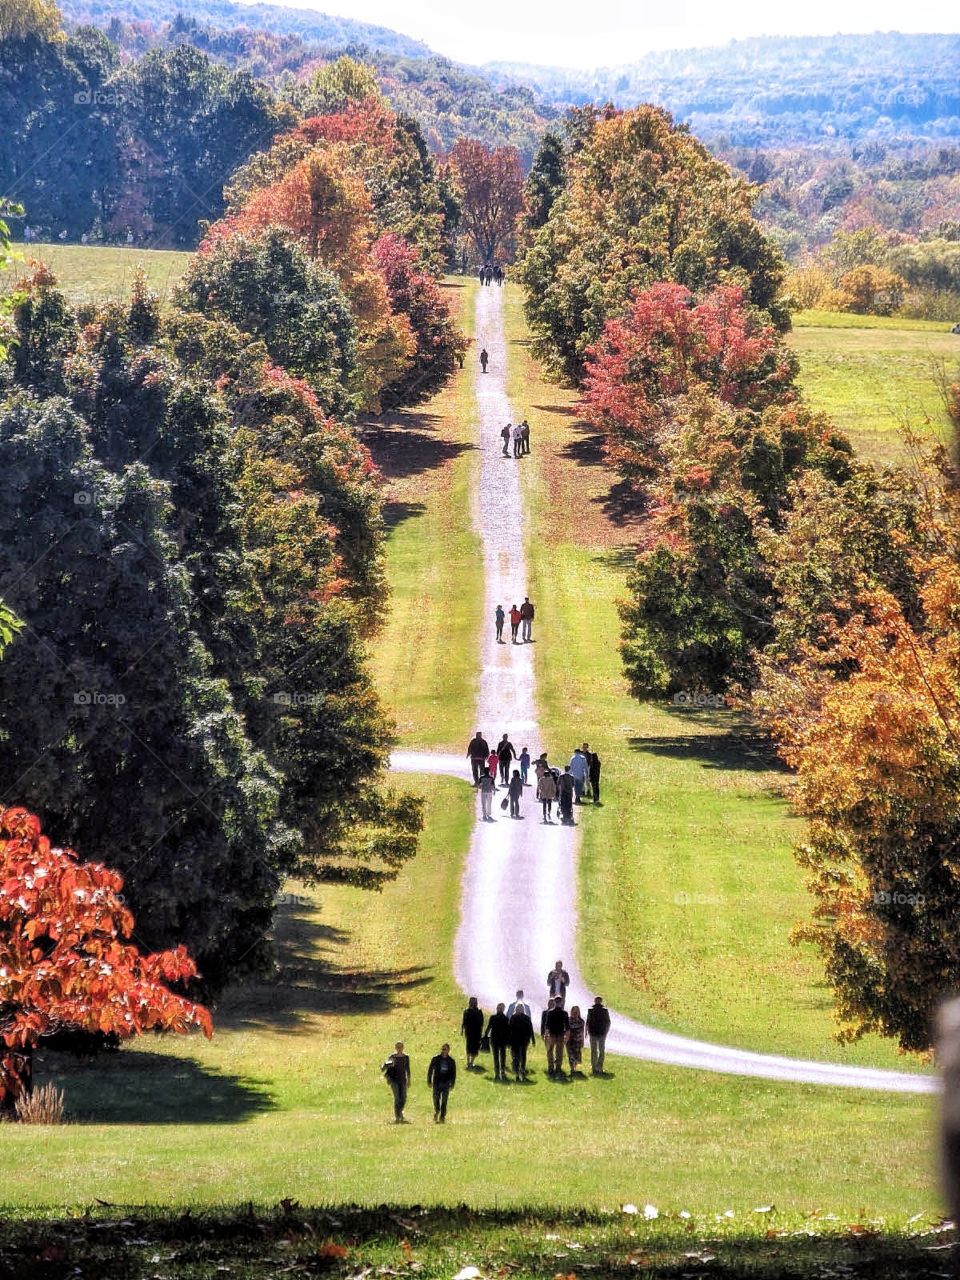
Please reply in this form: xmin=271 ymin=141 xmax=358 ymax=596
xmin=449 ymin=138 xmax=524 ymax=265
xmin=0 ymin=806 xmax=212 ymax=1114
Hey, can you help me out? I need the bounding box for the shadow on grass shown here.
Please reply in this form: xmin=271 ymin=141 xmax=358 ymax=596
xmin=629 ymin=718 xmax=790 ymax=775
xmin=215 ymin=901 xmax=433 ymax=1035
xmin=361 ymin=416 xmax=476 ymax=484
xmin=383 ymin=499 xmax=427 ymax=531
xmin=0 ymin=1207 xmax=951 ymax=1280
xmin=34 ymin=1049 xmax=274 ymax=1125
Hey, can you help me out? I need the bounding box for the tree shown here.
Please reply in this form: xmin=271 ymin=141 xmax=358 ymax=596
xmin=523 ymin=130 xmax=565 ymax=232
xmin=0 ymin=0 xmax=63 ymax=42
xmin=0 ymin=805 xmax=211 ymax=1114
xmin=449 ymin=138 xmax=524 ymax=264
xmin=0 ymin=199 xmax=24 ymax=362
xmin=836 ymin=263 xmax=906 ymax=315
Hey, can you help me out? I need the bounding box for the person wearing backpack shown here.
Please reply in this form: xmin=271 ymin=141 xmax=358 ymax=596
xmin=500 ymin=423 xmax=511 ymax=456
xmin=382 ymin=1041 xmax=411 ymax=1123
xmin=427 ymin=1043 xmax=457 ymax=1122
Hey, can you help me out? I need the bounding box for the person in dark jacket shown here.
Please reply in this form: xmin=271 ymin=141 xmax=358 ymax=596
xmin=485 ymin=1002 xmax=510 ymax=1081
xmin=480 ymin=348 xmax=489 ymax=372
xmin=497 ymin=734 xmax=517 ymax=784
xmin=508 ymin=768 xmax=524 ymax=818
xmin=587 ymin=744 xmax=602 ymax=804
xmin=382 ymin=1041 xmax=411 ymax=1123
xmin=427 ymin=1043 xmax=457 ymax=1121
xmin=519 ymin=596 xmax=535 ymax=642
xmin=540 ymin=997 xmax=555 ymax=1039
xmin=544 ymin=1001 xmax=571 ymax=1077
xmin=495 ymin=604 xmax=505 ymax=643
xmin=500 ymin=423 xmax=511 ymax=456
xmin=461 ymin=996 xmax=485 ymax=1068
xmin=508 ymin=1006 xmax=535 ymax=1081
xmin=586 ymin=997 xmax=611 ymax=1075
xmin=467 ymin=731 xmax=490 ymax=785
xmin=547 ymin=960 xmax=570 ymax=1006
xmin=557 ymin=767 xmax=576 ymax=825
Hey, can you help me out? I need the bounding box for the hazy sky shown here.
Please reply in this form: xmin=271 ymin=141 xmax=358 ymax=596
xmin=258 ymin=0 xmax=958 ymax=67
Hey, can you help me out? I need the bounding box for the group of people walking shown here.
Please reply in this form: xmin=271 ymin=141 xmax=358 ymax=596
xmin=466 ymin=730 xmax=602 ymax=824
xmin=500 ymin=420 xmax=531 ymax=457
xmin=494 ymin=598 xmax=535 ymax=644
xmin=381 ymin=973 xmax=613 ymax=1123
xmin=479 ymin=264 xmax=504 ymax=286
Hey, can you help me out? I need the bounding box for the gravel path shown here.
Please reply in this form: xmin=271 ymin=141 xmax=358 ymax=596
xmin=391 ymin=284 xmax=936 ymax=1095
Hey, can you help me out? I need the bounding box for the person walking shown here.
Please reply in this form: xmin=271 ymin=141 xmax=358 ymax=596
xmin=506 ymin=989 xmax=531 ymax=1019
xmin=544 ymin=1000 xmax=570 ymax=1077
xmin=519 ymin=746 xmax=531 ymax=786
xmin=512 ymin=422 xmax=523 ymax=458
xmin=520 ymin=419 xmax=530 ymax=455
xmin=497 ymin=734 xmax=516 ymax=784
xmin=495 ymin=605 xmax=505 ymax=643
xmin=587 ymin=997 xmax=611 ymax=1075
xmin=427 ymin=1043 xmax=457 ymax=1122
xmin=557 ymin=767 xmax=576 ymax=825
xmin=547 ymin=960 xmax=570 ymax=1007
xmin=508 ymin=1004 xmax=535 ymax=1080
xmin=589 ymin=747 xmax=602 ymax=805
xmin=566 ymin=1005 xmax=586 ymax=1074
xmin=478 ymin=768 xmax=497 ymax=821
xmin=537 ymin=766 xmax=557 ymax=823
xmin=486 ymin=748 xmax=500 ymax=783
xmin=500 ymin=423 xmax=511 ymax=456
xmin=480 ymin=348 xmax=489 ymax=372
xmin=520 ymin=597 xmax=535 ymax=642
xmin=568 ymin=747 xmax=589 ymax=804
xmin=509 ymin=604 xmax=522 ymax=643
xmin=508 ymin=768 xmax=524 ymax=818
xmin=486 ymin=1002 xmax=510 ymax=1081
xmin=467 ymin=731 xmax=490 ymax=785
xmin=382 ymin=1041 xmax=411 ymax=1123
xmin=461 ymin=997 xmax=485 ymax=1069
xmin=540 ymin=997 xmax=555 ymax=1069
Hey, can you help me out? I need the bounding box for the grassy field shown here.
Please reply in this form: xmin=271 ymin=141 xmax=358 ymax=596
xmin=788 ymin=310 xmax=958 ymax=463
xmin=2 ymin=241 xmax=191 ymax=304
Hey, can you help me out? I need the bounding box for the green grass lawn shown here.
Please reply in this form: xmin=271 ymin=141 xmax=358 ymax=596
xmin=367 ymin=279 xmax=483 ymax=749
xmin=2 ymin=241 xmax=191 ymax=304
xmin=788 ymin=310 xmax=959 ymax=464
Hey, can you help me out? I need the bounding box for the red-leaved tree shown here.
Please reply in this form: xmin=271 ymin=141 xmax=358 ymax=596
xmin=581 ymin=283 xmax=798 ymax=487
xmin=0 ymin=806 xmax=212 ymax=1115
xmin=449 ymin=138 xmax=524 ymax=264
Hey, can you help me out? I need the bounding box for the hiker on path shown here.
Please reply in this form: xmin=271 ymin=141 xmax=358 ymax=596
xmin=537 ymin=766 xmax=557 ymax=823
xmin=501 ymin=423 xmax=511 ymax=456
xmin=520 ymin=597 xmax=535 ymax=642
xmin=497 ymin=734 xmax=516 ymax=784
xmin=507 ymin=990 xmax=531 ymax=1019
xmin=547 ymin=960 xmax=570 ymax=1007
xmin=382 ymin=1041 xmax=411 ymax=1123
xmin=487 ymin=748 xmax=500 ymax=782
xmin=495 ymin=604 xmax=505 ymax=643
xmin=519 ymin=746 xmax=531 ymax=786
xmin=509 ymin=604 xmax=522 ymax=643
xmin=467 ymin=731 xmax=490 ymax=785
xmin=567 ymin=1005 xmax=586 ymax=1074
xmin=589 ymin=746 xmax=602 ymax=805
xmin=520 ymin=419 xmax=530 ymax=455
xmin=478 ymin=267 xmax=485 ymax=286
xmin=508 ymin=768 xmax=524 ymax=818
xmin=480 ymin=348 xmax=489 ymax=372
xmin=544 ymin=1000 xmax=570 ymax=1077
xmin=557 ymin=767 xmax=576 ymax=826
xmin=427 ymin=1043 xmax=456 ymax=1122
xmin=508 ymin=1005 xmax=535 ymax=1080
xmin=568 ymin=748 xmax=589 ymax=804
xmin=486 ymin=1003 xmax=510 ymax=1081
xmin=478 ymin=768 xmax=497 ymax=821
xmin=587 ymin=997 xmax=611 ymax=1075
xmin=512 ymin=422 xmax=523 ymax=458
xmin=461 ymin=997 xmax=485 ymax=1069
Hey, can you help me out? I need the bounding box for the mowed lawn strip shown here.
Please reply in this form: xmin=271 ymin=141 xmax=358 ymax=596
xmin=367 ymin=278 xmax=483 ymax=749
xmin=788 ymin=310 xmax=958 ymax=465
xmin=2 ymin=241 xmax=191 ymax=305
xmin=501 ymin=285 xmax=929 ymax=1075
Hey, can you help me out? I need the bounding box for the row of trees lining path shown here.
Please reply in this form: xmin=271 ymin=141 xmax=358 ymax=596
xmin=391 ymin=284 xmax=935 ymax=1095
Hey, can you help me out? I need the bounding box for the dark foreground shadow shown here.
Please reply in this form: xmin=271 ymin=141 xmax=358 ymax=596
xmin=629 ymin=721 xmax=790 ymax=775
xmin=34 ymin=1049 xmax=274 ymax=1125
xmin=215 ymin=902 xmax=433 ymax=1034
xmin=361 ymin=414 xmax=476 ymax=484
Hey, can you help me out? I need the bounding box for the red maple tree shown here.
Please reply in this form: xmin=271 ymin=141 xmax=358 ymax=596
xmin=0 ymin=806 xmax=212 ymax=1113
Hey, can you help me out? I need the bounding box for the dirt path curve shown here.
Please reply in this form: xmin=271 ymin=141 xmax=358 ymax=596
xmin=393 ymin=284 xmax=935 ymax=1095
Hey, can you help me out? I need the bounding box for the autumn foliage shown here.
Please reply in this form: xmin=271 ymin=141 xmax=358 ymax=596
xmin=1 ymin=805 xmax=211 ymax=1111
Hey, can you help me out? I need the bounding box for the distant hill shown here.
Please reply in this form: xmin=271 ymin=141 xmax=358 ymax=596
xmin=487 ymin=33 xmax=960 ymax=145
xmin=61 ymin=0 xmax=432 ymax=58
